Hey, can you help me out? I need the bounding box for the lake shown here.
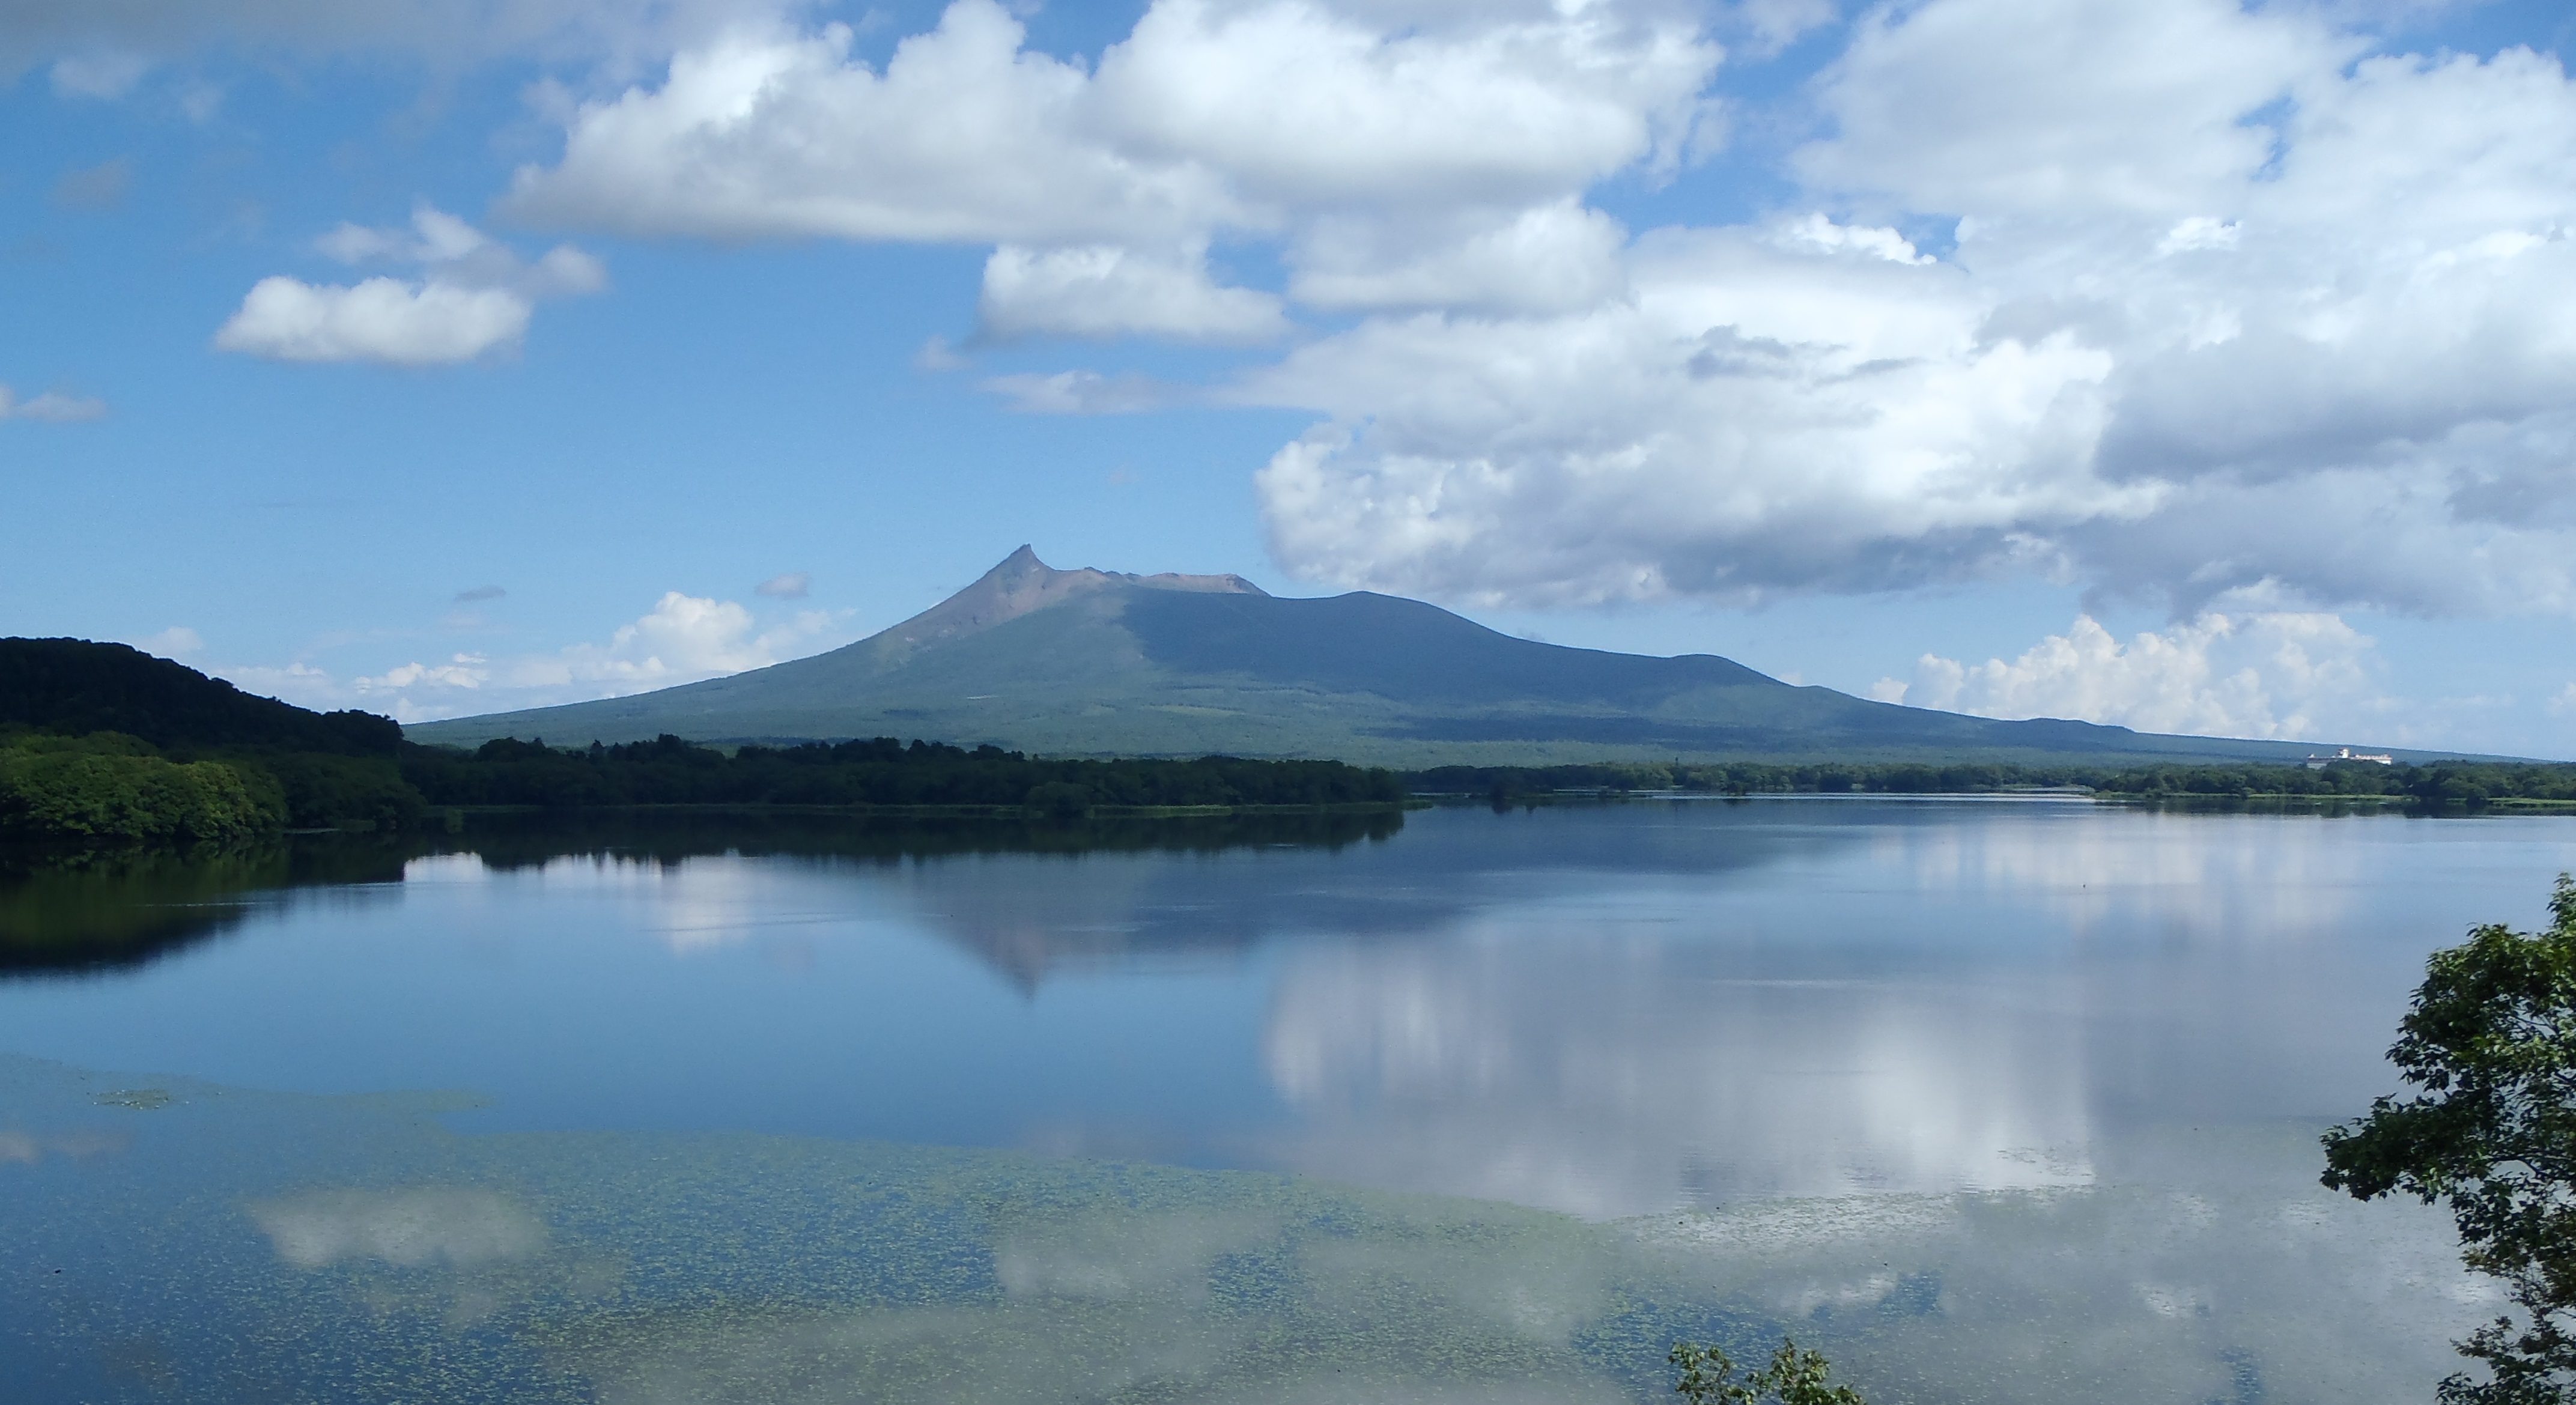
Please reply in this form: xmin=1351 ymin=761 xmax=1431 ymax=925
xmin=5 ymin=799 xmax=2570 ymax=1403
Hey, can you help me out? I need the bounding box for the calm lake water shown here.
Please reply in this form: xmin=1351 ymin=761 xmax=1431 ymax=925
xmin=5 ymin=799 xmax=2572 ymax=1403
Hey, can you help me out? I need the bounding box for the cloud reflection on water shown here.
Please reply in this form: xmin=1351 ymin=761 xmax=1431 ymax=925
xmin=350 ymin=804 xmax=2576 ymax=1229
xmin=1236 ymin=804 xmax=2515 ymax=1217
xmin=1259 ymin=923 xmax=2095 ymax=1217
xmin=249 ymin=1187 xmax=547 ymax=1269
xmin=0 ymin=1126 xmax=126 ymax=1164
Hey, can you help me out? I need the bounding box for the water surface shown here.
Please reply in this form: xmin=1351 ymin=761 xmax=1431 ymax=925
xmin=4 ymin=800 xmax=2567 ymax=1402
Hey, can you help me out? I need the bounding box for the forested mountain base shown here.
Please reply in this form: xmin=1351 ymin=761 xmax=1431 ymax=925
xmin=401 ymin=735 xmax=1407 ymax=813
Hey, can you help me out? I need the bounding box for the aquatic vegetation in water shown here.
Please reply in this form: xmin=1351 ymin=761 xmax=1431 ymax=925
xmin=0 ymin=1054 xmax=2494 ymax=1404
xmin=94 ymin=1087 xmax=173 ymax=1110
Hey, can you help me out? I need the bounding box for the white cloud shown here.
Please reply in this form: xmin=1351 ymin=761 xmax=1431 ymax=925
xmin=1247 ymin=5 xmax=2576 ymax=619
xmin=137 ymin=627 xmax=204 ymax=658
xmin=1767 ymin=211 xmax=1935 ymax=265
xmin=1794 ymin=0 xmax=2347 ymax=219
xmin=507 ymin=1 xmax=1715 ymax=244
xmin=1288 ymin=201 xmax=1629 ymax=314
xmin=754 ymin=571 xmax=809 ymax=598
xmin=978 ymin=244 xmax=1286 ymax=343
xmin=215 ymin=278 xmax=535 ymax=366
xmin=982 ymin=369 xmax=1180 ymax=415
xmin=271 ymin=590 xmax=854 ymax=721
xmin=50 ymin=0 xmax=2576 ymax=632
xmin=0 ymin=385 xmax=108 ymax=422
xmin=504 ymin=6 xmax=1239 ymax=247
xmin=217 ymin=661 xmax=337 ymax=709
xmin=1244 ymin=220 xmax=2130 ymax=607
xmin=2551 ymin=683 xmax=2576 ymax=717
xmin=214 ymin=206 xmax=604 ymax=366
xmin=1722 ymin=0 xmax=1839 ymax=58
xmin=1086 ymin=0 xmax=1716 ymax=210
xmin=499 ymin=0 xmax=1714 ymax=339
xmin=547 ymin=591 xmax=790 ymax=685
xmin=357 ymin=655 xmax=492 ymax=693
xmin=2155 ymin=216 xmax=2241 ymax=256
xmin=1882 ymin=610 xmax=2381 ymax=741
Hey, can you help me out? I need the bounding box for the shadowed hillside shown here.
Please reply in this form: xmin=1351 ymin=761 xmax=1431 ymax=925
xmin=0 ymin=638 xmax=399 ymax=754
xmin=406 ymin=548 xmax=2419 ymax=766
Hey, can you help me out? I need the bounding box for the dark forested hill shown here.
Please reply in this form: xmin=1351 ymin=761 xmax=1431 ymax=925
xmin=0 ymin=638 xmax=399 ymax=755
xmin=405 ymin=548 xmax=2441 ymax=766
xmin=1 ymin=639 xmax=419 ymax=840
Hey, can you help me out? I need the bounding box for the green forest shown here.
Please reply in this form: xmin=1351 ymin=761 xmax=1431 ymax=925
xmin=0 ymin=639 xmax=421 ymax=844
xmin=10 ymin=636 xmax=2575 ymax=852
xmin=0 ymin=640 xmax=1406 ymax=848
xmin=402 ymin=734 xmax=1406 ymax=813
xmin=1414 ymin=757 xmax=2576 ymax=807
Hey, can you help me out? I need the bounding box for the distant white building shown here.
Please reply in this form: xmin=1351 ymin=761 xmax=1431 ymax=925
xmin=2303 ymin=747 xmax=2396 ymax=769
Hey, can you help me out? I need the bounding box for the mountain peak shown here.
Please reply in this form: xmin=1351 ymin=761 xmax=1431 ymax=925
xmin=404 ymin=545 xmax=2369 ymax=768
xmin=886 ymin=548 xmax=1266 ymax=651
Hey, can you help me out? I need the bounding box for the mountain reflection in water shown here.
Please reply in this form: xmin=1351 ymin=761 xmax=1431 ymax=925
xmin=6 ymin=801 xmax=2572 ymax=1403
xmin=2 ymin=801 xmax=2571 ymax=1224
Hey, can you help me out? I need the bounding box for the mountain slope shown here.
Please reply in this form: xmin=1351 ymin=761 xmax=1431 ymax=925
xmin=404 ymin=548 xmax=2375 ymax=765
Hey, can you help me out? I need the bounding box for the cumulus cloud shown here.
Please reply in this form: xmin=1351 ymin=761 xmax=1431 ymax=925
xmin=0 ymin=385 xmax=108 ymax=422
xmin=539 ymin=590 xmax=802 ymax=687
xmin=753 ymin=571 xmax=809 ymax=598
xmin=359 ymin=655 xmax=493 ymax=693
xmin=1287 ymin=201 xmax=1629 ymax=315
xmin=1244 ymin=216 xmax=2127 ymax=607
xmin=1086 ymin=0 xmax=1715 ymax=209
xmin=499 ymin=0 xmax=1715 ymax=340
xmin=503 ymin=5 xmax=1236 ymax=247
xmin=508 ymin=1 xmax=1713 ymax=237
xmin=1244 ymin=3 xmax=2576 ymax=619
xmin=61 ymin=0 xmax=2576 ymax=626
xmin=979 ymin=244 xmax=1286 ymax=344
xmin=983 ymin=369 xmax=1182 ymax=415
xmin=214 ymin=206 xmax=604 ymax=366
xmin=248 ymin=589 xmax=854 ymax=721
xmin=1872 ymin=610 xmax=2381 ymax=741
xmin=137 ymin=626 xmax=204 ymax=658
xmin=1793 ymin=0 xmax=2345 ymax=219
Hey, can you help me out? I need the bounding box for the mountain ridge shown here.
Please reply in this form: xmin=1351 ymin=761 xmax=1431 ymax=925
xmin=404 ymin=549 xmax=2431 ymax=766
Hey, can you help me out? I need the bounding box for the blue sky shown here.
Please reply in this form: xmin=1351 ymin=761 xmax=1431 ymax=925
xmin=6 ymin=0 xmax=2576 ymax=756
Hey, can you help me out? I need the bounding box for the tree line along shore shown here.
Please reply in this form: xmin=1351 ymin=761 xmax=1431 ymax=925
xmin=1415 ymin=758 xmax=2576 ymax=808
xmin=16 ymin=727 xmax=2573 ymax=851
xmin=7 ymin=637 xmax=2574 ymax=851
xmin=0 ymin=727 xmax=1412 ymax=848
